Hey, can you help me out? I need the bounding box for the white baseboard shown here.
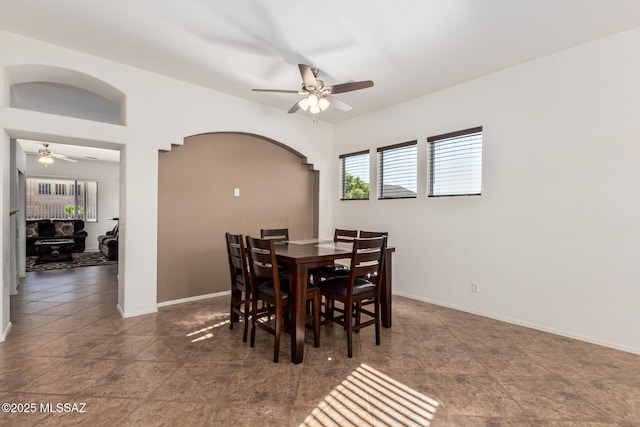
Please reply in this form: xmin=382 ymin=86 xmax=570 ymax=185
xmin=1 ymin=321 xmax=13 ymax=342
xmin=393 ymin=291 xmax=640 ymax=356
xmin=157 ymin=290 xmax=231 ymax=308
xmin=116 ymin=304 xmax=158 ymax=318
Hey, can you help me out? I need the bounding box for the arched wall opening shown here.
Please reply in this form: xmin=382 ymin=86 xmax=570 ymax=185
xmin=5 ymin=64 xmax=126 ymax=125
xmin=157 ymin=132 xmax=319 ymax=304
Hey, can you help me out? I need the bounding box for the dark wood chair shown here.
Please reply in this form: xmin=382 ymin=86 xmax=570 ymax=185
xmin=309 ymin=228 xmax=358 ymax=284
xmin=245 ymin=236 xmax=321 ymax=362
xmin=225 ymin=232 xmax=252 ymax=342
xmin=320 ymin=236 xmax=387 ymax=358
xmin=260 ymin=228 xmax=289 ymax=242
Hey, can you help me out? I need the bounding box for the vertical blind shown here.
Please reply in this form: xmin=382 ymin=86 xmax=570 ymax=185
xmin=27 ymin=177 xmax=98 ymax=222
xmin=340 ymin=150 xmax=370 ymax=200
xmin=428 ymin=127 xmax=482 ymax=197
xmin=377 ymin=141 xmax=417 ymax=199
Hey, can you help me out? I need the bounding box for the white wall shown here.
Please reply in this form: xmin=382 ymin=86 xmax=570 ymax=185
xmin=0 ymin=129 xmax=10 ymax=341
xmin=23 ymin=156 xmax=120 ymax=250
xmin=0 ymin=30 xmax=334 ymax=329
xmin=334 ymin=27 xmax=640 ymax=354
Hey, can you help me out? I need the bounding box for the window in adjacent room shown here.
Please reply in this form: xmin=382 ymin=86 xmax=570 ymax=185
xmin=27 ymin=177 xmax=98 ymax=222
xmin=339 ymin=150 xmax=370 ymax=200
xmin=38 ymin=183 xmax=51 ymax=195
xmin=428 ymin=126 xmax=482 ymax=197
xmin=377 ymin=141 xmax=417 ymax=199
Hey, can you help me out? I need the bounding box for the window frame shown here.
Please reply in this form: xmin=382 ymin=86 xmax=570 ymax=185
xmin=26 ymin=176 xmax=99 ymax=222
xmin=377 ymin=140 xmax=418 ymax=200
xmin=339 ymin=150 xmax=371 ymax=201
xmin=428 ymin=126 xmax=483 ymax=198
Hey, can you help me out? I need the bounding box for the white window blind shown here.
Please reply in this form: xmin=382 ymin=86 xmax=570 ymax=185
xmin=340 ymin=150 xmax=370 ymax=200
xmin=428 ymin=127 xmax=482 ymax=197
xmin=27 ymin=177 xmax=99 ymax=222
xmin=377 ymin=141 xmax=417 ymax=199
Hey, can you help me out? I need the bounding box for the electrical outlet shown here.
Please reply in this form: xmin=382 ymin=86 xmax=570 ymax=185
xmin=471 ymin=282 xmax=480 ymax=293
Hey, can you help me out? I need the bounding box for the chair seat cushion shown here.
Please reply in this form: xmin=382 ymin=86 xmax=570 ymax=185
xmin=319 ymin=276 xmax=375 ymax=297
xmin=257 ymin=279 xmax=319 ymax=299
xmin=257 ymin=279 xmax=290 ymax=299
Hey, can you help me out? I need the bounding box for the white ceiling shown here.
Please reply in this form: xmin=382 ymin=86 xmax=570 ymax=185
xmin=18 ymin=139 xmax=120 ymax=163
xmin=2 ymin=0 xmax=640 ymax=125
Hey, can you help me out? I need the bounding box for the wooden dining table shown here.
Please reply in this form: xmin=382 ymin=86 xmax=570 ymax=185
xmin=274 ymin=239 xmax=395 ymax=364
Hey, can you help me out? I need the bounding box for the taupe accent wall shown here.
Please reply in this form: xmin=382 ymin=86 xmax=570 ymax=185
xmin=157 ymin=132 xmax=318 ymax=303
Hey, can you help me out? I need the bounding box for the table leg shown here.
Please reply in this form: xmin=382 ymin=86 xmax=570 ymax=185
xmin=290 ymin=263 xmax=308 ymax=364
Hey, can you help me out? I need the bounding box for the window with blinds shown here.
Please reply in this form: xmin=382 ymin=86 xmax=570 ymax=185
xmin=26 ymin=177 xmax=98 ymax=222
xmin=428 ymin=127 xmax=482 ymax=197
xmin=339 ymin=150 xmax=370 ymax=200
xmin=377 ymin=141 xmax=417 ymax=199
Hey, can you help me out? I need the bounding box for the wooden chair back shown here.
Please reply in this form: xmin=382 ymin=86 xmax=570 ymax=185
xmin=245 ymin=236 xmax=283 ymax=299
xmin=260 ymin=228 xmax=289 ymax=242
xmin=225 ymin=232 xmax=250 ymax=288
xmin=349 ymin=236 xmax=387 ymax=289
xmin=334 ymin=228 xmax=358 ymax=243
xmin=359 ymin=230 xmax=388 ymax=239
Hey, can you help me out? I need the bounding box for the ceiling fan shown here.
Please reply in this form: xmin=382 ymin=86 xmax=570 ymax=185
xmin=252 ymin=64 xmax=374 ymax=115
xmin=28 ymin=143 xmax=79 ymax=166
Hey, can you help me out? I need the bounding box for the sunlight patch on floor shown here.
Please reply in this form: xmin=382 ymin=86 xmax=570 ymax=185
xmin=188 ymin=319 xmax=230 ymax=342
xmin=300 ymin=363 xmax=439 ymax=426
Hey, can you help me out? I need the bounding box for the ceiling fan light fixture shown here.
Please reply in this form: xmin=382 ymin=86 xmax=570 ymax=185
xmin=298 ymin=97 xmax=310 ymax=111
xmin=308 ymin=94 xmax=318 ymax=107
xmin=318 ymin=97 xmax=330 ymax=111
xmin=38 ymin=155 xmax=54 ymax=165
xmin=309 ymin=104 xmax=320 ymax=114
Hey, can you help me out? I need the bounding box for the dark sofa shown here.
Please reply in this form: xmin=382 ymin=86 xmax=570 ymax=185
xmin=98 ymin=221 xmax=118 ymax=260
xmin=26 ymin=219 xmax=88 ymax=256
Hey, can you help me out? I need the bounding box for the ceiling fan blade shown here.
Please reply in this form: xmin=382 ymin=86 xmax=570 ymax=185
xmin=328 ymin=80 xmax=374 ymax=94
xmin=299 ymin=64 xmax=318 ymax=89
xmin=287 ymin=101 xmax=302 ymax=114
xmin=52 ymin=154 xmax=78 ymax=163
xmin=327 ymin=96 xmax=353 ymax=112
xmin=252 ymin=89 xmax=299 ymax=94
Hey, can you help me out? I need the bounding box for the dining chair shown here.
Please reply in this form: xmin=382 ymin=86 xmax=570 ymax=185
xmin=309 ymin=228 xmax=358 ymax=284
xmin=225 ymin=232 xmax=252 ymax=342
xmin=320 ymin=236 xmax=387 ymax=358
xmin=260 ymin=228 xmax=290 ymax=242
xmin=245 ymin=236 xmax=321 ymax=362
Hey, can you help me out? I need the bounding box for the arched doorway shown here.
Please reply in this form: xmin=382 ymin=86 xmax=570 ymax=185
xmin=1 ymin=65 xmax=126 ymax=334
xmin=156 ymin=132 xmax=319 ymax=304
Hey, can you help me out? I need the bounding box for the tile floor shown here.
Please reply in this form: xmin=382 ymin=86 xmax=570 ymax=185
xmin=1 ymin=264 xmax=639 ymax=426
